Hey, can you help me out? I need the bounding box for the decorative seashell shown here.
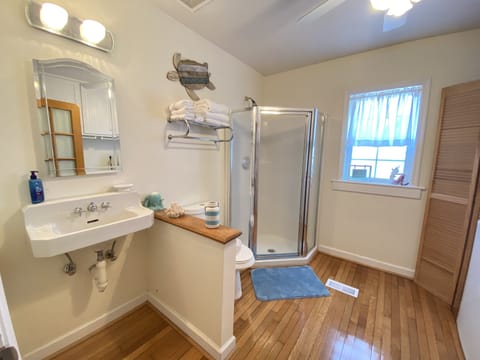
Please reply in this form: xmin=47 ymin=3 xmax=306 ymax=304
xmin=165 ymin=202 xmax=185 ymax=218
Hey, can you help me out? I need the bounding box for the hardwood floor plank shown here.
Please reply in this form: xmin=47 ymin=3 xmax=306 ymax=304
xmin=254 ymin=301 xmax=296 ymax=359
xmin=410 ymin=279 xmax=431 ymax=360
xmin=328 ymin=263 xmax=359 ymax=359
xmin=381 ymin=273 xmax=394 ymax=360
xmin=178 ymin=347 xmax=206 ymax=360
xmin=419 ymin=286 xmax=441 ymax=360
xmin=126 ymin=327 xmax=172 ymax=359
xmin=311 ymin=261 xmax=354 ymax=359
xmin=276 ymin=301 xmax=317 ymax=359
xmin=371 ymin=270 xmax=385 ymax=360
xmin=339 ymin=266 xmax=368 ymax=360
xmin=398 ymin=279 xmax=411 ymax=360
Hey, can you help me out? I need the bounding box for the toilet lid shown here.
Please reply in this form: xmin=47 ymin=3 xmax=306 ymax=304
xmin=236 ymin=245 xmax=254 ymax=264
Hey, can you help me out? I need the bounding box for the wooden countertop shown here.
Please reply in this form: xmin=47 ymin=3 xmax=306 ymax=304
xmin=154 ymin=210 xmax=242 ymax=244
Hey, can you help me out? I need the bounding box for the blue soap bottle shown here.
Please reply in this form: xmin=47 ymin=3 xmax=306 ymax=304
xmin=29 ymin=170 xmax=44 ymax=204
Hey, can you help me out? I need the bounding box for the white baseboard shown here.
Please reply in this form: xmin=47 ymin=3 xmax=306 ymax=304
xmin=23 ymin=294 xmax=148 ymax=360
xmin=318 ymin=245 xmax=415 ymax=279
xmin=147 ymin=292 xmax=236 ymax=360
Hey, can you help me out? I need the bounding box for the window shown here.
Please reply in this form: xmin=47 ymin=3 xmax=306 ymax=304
xmin=342 ymin=85 xmax=423 ymax=185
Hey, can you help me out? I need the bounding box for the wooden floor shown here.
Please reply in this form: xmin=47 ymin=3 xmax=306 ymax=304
xmin=48 ymin=304 xmax=208 ymax=360
xmin=50 ymin=253 xmax=465 ymax=360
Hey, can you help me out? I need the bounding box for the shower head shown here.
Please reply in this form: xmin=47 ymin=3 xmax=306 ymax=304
xmin=244 ymin=96 xmax=258 ymax=108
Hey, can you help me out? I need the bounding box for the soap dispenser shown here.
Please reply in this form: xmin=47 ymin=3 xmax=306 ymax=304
xmin=29 ymin=170 xmax=44 ymax=204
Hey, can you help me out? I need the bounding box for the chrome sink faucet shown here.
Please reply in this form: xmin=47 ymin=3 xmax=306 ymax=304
xmin=87 ymin=202 xmax=97 ymax=212
xmin=73 ymin=201 xmax=108 ymax=216
xmin=73 ymin=207 xmax=86 ymax=216
xmin=101 ymin=201 xmax=111 ymax=210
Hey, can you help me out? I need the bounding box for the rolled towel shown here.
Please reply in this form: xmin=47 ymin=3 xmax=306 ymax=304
xmin=169 ymin=104 xmax=194 ymax=112
xmin=170 ymin=109 xmax=195 ymax=117
xmin=169 ymin=99 xmax=194 ymax=111
xmin=169 ymin=112 xmax=203 ymax=122
xmin=194 ymin=99 xmax=230 ymax=114
xmin=198 ymin=111 xmax=230 ymax=125
xmin=203 ymin=117 xmax=229 ymax=127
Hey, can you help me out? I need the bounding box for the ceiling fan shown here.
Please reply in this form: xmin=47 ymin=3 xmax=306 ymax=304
xmin=297 ymin=0 xmax=422 ymax=32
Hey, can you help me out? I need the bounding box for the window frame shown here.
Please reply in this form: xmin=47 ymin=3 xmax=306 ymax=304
xmin=338 ymin=80 xmax=430 ymax=188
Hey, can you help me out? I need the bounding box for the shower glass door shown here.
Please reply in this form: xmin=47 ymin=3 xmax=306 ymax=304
xmin=254 ymin=108 xmax=312 ymax=257
xmin=230 ymin=107 xmax=321 ymax=260
xmin=229 ymin=110 xmax=253 ymax=241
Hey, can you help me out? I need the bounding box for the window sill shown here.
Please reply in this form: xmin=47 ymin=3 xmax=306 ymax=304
xmin=331 ymin=180 xmax=426 ymax=199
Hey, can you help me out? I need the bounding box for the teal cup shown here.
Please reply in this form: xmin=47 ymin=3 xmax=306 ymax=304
xmin=143 ymin=192 xmax=164 ymax=210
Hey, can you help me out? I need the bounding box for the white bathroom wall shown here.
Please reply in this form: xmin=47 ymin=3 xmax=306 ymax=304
xmin=263 ymin=29 xmax=480 ymax=275
xmin=0 ymin=0 xmax=262 ymax=355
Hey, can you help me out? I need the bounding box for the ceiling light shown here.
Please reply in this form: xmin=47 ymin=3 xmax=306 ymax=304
xmin=370 ymin=0 xmax=420 ymax=18
xmin=80 ymin=19 xmax=106 ymax=44
xmin=39 ymin=2 xmax=68 ymax=30
xmin=177 ymin=0 xmax=213 ymax=12
xmin=370 ymin=0 xmax=392 ymax=11
xmin=386 ymin=0 xmax=413 ymax=17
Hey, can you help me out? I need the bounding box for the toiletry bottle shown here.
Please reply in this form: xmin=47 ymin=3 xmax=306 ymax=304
xmin=29 ymin=170 xmax=44 ymax=204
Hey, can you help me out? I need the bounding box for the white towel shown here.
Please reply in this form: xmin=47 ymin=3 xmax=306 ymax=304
xmin=169 ymin=112 xmax=203 ymax=122
xmin=169 ymin=99 xmax=194 ymax=112
xmin=203 ymin=118 xmax=230 ymax=127
xmin=170 ymin=109 xmax=194 ymax=117
xmin=195 ymin=99 xmax=230 ymax=115
xmin=198 ymin=111 xmax=230 ymax=125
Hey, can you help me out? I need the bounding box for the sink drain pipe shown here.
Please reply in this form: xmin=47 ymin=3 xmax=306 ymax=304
xmin=89 ymin=250 xmax=108 ymax=292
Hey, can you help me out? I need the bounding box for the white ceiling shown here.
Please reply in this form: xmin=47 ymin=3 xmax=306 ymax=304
xmin=155 ymin=0 xmax=480 ymax=75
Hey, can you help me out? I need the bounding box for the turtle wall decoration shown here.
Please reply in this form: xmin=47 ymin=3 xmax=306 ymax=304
xmin=166 ymin=52 xmax=215 ymax=100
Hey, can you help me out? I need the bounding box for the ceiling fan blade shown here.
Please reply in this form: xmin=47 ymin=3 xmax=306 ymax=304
xmin=297 ymin=0 xmax=347 ymax=23
xmin=383 ymin=12 xmax=408 ymax=32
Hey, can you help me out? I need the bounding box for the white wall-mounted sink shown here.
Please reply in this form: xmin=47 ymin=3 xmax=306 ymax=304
xmin=22 ymin=192 xmax=153 ymax=257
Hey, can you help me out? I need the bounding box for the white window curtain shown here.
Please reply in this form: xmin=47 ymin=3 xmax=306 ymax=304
xmin=346 ymin=85 xmax=423 ymax=147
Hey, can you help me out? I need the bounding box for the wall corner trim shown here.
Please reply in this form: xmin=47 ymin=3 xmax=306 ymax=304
xmin=22 ymin=294 xmax=148 ymax=360
xmin=147 ymin=292 xmax=236 ymax=360
xmin=318 ymin=245 xmax=415 ymax=278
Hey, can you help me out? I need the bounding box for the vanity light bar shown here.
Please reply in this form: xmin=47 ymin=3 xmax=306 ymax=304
xmin=25 ymin=0 xmax=114 ymax=53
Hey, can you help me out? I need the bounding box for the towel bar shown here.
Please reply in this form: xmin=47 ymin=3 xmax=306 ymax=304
xmin=167 ymin=118 xmax=234 ymax=144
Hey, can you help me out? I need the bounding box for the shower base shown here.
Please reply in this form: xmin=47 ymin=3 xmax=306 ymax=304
xmin=256 ymin=234 xmax=297 ymax=255
xmin=253 ymin=233 xmax=317 ymax=267
xmin=253 ymin=248 xmax=317 ymax=267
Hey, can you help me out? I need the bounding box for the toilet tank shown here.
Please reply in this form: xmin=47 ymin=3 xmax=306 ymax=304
xmin=183 ymin=202 xmax=207 ymax=220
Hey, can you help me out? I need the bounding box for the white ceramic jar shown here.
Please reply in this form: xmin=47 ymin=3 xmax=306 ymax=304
xmin=204 ymin=201 xmax=220 ymax=228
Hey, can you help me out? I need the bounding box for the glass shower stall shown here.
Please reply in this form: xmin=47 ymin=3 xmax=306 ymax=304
xmin=229 ymin=106 xmax=325 ymax=263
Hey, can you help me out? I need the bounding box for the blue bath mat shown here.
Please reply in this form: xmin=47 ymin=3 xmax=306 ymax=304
xmin=250 ymin=266 xmax=330 ymax=301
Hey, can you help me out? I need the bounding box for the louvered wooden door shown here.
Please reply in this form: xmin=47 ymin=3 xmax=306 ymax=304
xmin=415 ymin=80 xmax=480 ymax=305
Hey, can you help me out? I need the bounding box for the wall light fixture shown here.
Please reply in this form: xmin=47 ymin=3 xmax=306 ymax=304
xmin=25 ymin=0 xmax=114 ymax=52
xmin=39 ymin=3 xmax=68 ymax=30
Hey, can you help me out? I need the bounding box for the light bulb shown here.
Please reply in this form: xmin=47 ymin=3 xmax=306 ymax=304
xmin=80 ymin=20 xmax=106 ymax=44
xmin=386 ymin=0 xmax=413 ymax=17
xmin=370 ymin=0 xmax=392 ymax=11
xmin=40 ymin=3 xmax=68 ymax=31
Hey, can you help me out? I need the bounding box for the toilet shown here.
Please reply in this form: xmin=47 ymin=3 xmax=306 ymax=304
xmin=183 ymin=203 xmax=255 ymax=299
xmin=235 ymin=238 xmax=255 ymax=300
